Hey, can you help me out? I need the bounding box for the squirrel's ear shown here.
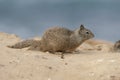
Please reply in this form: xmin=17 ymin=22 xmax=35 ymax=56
xmin=80 ymin=24 xmax=85 ymax=30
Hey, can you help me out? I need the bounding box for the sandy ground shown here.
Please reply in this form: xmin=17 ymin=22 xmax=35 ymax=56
xmin=0 ymin=32 xmax=120 ymax=80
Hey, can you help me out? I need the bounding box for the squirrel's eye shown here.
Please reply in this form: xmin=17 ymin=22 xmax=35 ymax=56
xmin=86 ymin=31 xmax=89 ymax=34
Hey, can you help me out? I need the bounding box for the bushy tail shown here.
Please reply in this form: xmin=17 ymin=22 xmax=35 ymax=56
xmin=7 ymin=39 xmax=37 ymax=49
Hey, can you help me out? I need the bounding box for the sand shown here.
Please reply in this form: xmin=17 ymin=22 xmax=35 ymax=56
xmin=0 ymin=32 xmax=120 ymax=80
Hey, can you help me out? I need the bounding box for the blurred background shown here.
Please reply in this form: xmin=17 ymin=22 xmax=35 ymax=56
xmin=0 ymin=0 xmax=120 ymax=42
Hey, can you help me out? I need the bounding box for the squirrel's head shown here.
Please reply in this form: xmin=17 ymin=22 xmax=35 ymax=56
xmin=78 ymin=24 xmax=94 ymax=40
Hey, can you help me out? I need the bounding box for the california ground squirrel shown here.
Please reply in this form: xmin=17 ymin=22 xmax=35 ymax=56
xmin=114 ymin=40 xmax=120 ymax=52
xmin=8 ymin=25 xmax=94 ymax=53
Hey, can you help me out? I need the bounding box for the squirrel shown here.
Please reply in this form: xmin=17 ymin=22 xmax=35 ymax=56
xmin=114 ymin=40 xmax=120 ymax=52
xmin=7 ymin=25 xmax=94 ymax=53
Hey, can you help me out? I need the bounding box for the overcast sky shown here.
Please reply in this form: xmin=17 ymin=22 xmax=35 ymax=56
xmin=0 ymin=0 xmax=120 ymax=42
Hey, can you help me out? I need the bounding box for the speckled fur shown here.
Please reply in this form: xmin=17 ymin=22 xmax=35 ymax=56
xmin=114 ymin=40 xmax=120 ymax=52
